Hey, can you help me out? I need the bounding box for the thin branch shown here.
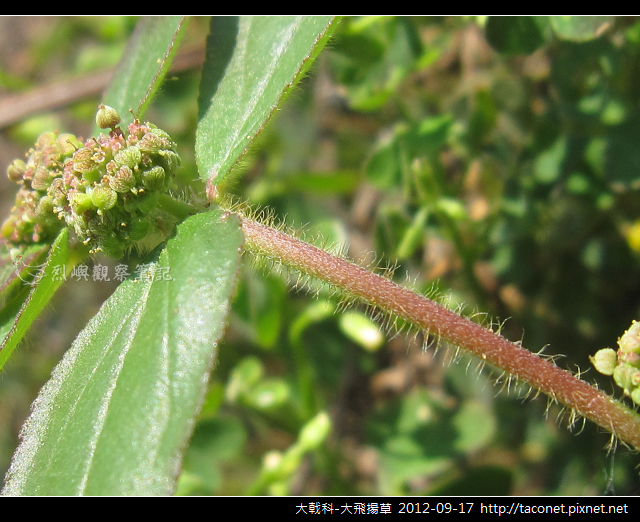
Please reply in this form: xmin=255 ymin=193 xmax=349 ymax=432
xmin=240 ymin=215 xmax=640 ymax=451
xmin=0 ymin=45 xmax=205 ymax=130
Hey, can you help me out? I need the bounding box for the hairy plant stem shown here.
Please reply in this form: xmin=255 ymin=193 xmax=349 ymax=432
xmin=240 ymin=215 xmax=640 ymax=451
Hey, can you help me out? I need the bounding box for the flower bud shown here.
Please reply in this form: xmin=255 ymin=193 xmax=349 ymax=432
xmin=73 ymin=147 xmax=96 ymax=174
xmin=141 ymin=166 xmax=165 ymax=191
xmin=35 ymin=132 xmax=57 ymax=152
xmin=7 ymin=159 xmax=26 ymax=183
xmin=109 ymin=165 xmax=137 ymax=193
xmin=590 ymin=348 xmax=617 ymax=376
xmin=619 ymin=321 xmax=640 ymax=353
xmin=36 ymin=195 xmax=54 ymax=217
xmin=613 ymin=364 xmax=640 ymax=394
xmin=69 ymin=192 xmax=94 ymax=215
xmin=147 ymin=127 xmax=173 ymax=143
xmin=57 ymin=133 xmax=82 ymax=155
xmin=31 ymin=166 xmax=53 ymax=191
xmin=114 ymin=146 xmax=142 ymax=169
xmin=47 ymin=178 xmax=67 ymax=207
xmin=159 ymin=150 xmax=180 ymax=174
xmin=1 ymin=217 xmax=15 ymax=239
xmin=96 ymin=104 xmax=121 ymax=130
xmin=137 ymin=132 xmax=170 ymax=154
xmin=617 ymin=350 xmax=640 ymax=368
xmin=91 ymin=186 xmax=117 ymax=212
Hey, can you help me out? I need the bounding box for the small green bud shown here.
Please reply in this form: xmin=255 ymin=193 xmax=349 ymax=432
xmin=69 ymin=192 xmax=94 ymax=215
xmin=109 ymin=166 xmax=137 ymax=193
xmin=35 ymin=131 xmax=57 ymax=152
xmin=91 ymin=186 xmax=118 ymax=212
xmin=47 ymin=177 xmax=67 ymax=206
xmin=7 ymin=159 xmax=26 ymax=183
xmin=137 ymin=132 xmax=170 ymax=154
xmin=96 ymin=104 xmax=121 ymax=130
xmin=36 ymin=196 xmax=54 ymax=217
xmin=73 ymin=147 xmax=96 ymax=174
xmin=590 ymin=348 xmax=617 ymax=376
xmin=147 ymin=125 xmax=170 ymax=138
xmin=159 ymin=150 xmax=180 ymax=174
xmin=114 ymin=146 xmax=142 ymax=169
xmin=141 ymin=166 xmax=165 ymax=191
xmin=619 ymin=321 xmax=640 ymax=353
xmin=41 ymin=142 xmax=62 ymax=168
xmin=1 ymin=217 xmax=15 ymax=240
xmin=31 ymin=166 xmax=52 ymax=191
xmin=617 ymin=350 xmax=640 ymax=368
xmin=57 ymin=133 xmax=81 ymax=155
xmin=82 ymin=169 xmax=102 ymax=186
xmin=613 ymin=364 xmax=640 ymax=394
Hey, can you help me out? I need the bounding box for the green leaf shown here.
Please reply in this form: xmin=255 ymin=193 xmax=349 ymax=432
xmin=485 ymin=16 xmax=546 ymax=55
xmin=99 ymin=16 xmax=187 ymax=132
xmin=0 ymin=230 xmax=76 ymax=372
xmin=2 ymin=210 xmax=243 ymax=496
xmin=196 ymin=16 xmax=336 ymax=186
xmin=550 ymin=16 xmax=615 ymax=42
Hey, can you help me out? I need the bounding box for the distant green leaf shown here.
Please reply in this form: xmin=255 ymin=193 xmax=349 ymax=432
xmin=452 ymin=399 xmax=496 ymax=453
xmin=178 ymin=416 xmax=247 ymax=494
xmin=196 ymin=16 xmax=336 ymax=186
xmin=99 ymin=16 xmax=187 ymax=132
xmin=550 ymin=16 xmax=614 ymax=42
xmin=2 ymin=210 xmax=243 ymax=496
xmin=0 ymin=230 xmax=75 ymax=372
xmin=485 ymin=16 xmax=546 ymax=55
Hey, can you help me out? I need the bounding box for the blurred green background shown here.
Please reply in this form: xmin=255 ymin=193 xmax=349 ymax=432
xmin=2 ymin=15 xmax=640 ymax=495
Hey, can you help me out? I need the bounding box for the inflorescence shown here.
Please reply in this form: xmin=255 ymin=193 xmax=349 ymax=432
xmin=591 ymin=320 xmax=640 ymax=405
xmin=1 ymin=105 xmax=181 ymax=258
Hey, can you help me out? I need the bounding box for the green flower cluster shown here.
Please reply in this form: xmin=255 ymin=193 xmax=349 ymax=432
xmin=591 ymin=321 xmax=640 ymax=405
xmin=1 ymin=105 xmax=181 ymax=258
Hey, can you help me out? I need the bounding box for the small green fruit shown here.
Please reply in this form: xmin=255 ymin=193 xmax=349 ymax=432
xmin=137 ymin=132 xmax=170 ymax=154
xmin=7 ymin=159 xmax=26 ymax=183
xmin=109 ymin=166 xmax=137 ymax=193
xmin=114 ymin=146 xmax=142 ymax=169
xmin=590 ymin=348 xmax=617 ymax=376
xmin=619 ymin=321 xmax=640 ymax=353
xmin=613 ymin=364 xmax=640 ymax=394
xmin=96 ymin=104 xmax=121 ymax=130
xmin=57 ymin=133 xmax=82 ymax=155
xmin=73 ymin=148 xmax=96 ymax=174
xmin=69 ymin=192 xmax=94 ymax=214
xmin=159 ymin=150 xmax=180 ymax=174
xmin=31 ymin=166 xmax=52 ymax=191
xmin=91 ymin=186 xmax=118 ymax=212
xmin=142 ymin=166 xmax=165 ymax=191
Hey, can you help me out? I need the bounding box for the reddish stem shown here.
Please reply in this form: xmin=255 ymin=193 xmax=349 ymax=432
xmin=241 ymin=216 xmax=640 ymax=451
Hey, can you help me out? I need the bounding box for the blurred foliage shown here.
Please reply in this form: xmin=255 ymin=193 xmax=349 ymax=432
xmin=3 ymin=16 xmax=640 ymax=495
